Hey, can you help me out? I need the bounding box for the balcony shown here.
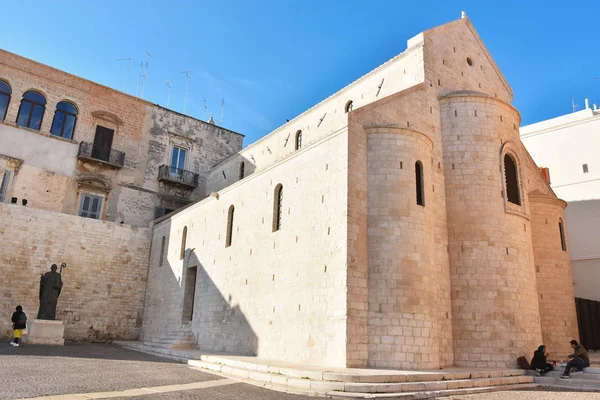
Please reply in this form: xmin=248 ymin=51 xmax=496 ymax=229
xmin=158 ymin=165 xmax=199 ymax=189
xmin=77 ymin=142 xmax=125 ymax=168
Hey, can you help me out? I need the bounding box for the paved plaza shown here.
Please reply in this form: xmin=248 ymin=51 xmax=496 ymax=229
xmin=1 ymin=343 xmax=598 ymax=400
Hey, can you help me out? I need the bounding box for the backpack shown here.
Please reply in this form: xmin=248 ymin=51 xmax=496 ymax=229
xmin=17 ymin=312 xmax=27 ymax=325
xmin=517 ymin=356 xmax=531 ymax=370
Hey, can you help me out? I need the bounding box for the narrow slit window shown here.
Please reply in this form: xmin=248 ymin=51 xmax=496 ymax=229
xmin=504 ymin=154 xmax=521 ymax=205
xmin=226 ymin=205 xmax=235 ymax=247
xmin=273 ymin=184 xmax=283 ymax=232
xmin=180 ymin=226 xmax=187 ymax=260
xmin=559 ymin=220 xmax=567 ymax=251
xmin=295 ymin=130 xmax=302 ymax=151
xmin=345 ymin=100 xmax=353 ymax=113
xmin=160 ymin=236 xmax=166 ymax=266
xmin=583 ymin=164 xmax=589 ymax=173
xmin=415 ymin=161 xmax=425 ymax=206
xmin=239 ymin=161 xmax=245 ymax=179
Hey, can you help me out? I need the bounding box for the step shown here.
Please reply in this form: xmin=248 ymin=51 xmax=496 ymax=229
xmin=535 ymin=376 xmax=600 ymax=389
xmin=115 ymin=341 xmax=537 ymax=399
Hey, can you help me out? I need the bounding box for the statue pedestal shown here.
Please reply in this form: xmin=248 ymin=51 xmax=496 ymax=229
xmin=23 ymin=319 xmax=65 ymax=346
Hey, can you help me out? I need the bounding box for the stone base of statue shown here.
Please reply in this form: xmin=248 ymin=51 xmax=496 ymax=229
xmin=23 ymin=319 xmax=65 ymax=346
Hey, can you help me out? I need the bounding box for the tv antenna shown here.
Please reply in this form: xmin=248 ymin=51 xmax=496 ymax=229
xmin=164 ymin=79 xmax=173 ymax=107
xmin=571 ymin=95 xmax=578 ymax=113
xmin=203 ymin=99 xmax=207 ymax=119
xmin=140 ymin=50 xmax=151 ymax=98
xmin=220 ymin=98 xmax=225 ymax=125
xmin=118 ymin=58 xmax=131 ymax=93
xmin=180 ymin=70 xmax=192 ymax=113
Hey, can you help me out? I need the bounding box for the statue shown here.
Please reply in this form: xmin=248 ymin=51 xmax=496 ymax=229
xmin=37 ymin=263 xmax=64 ymax=320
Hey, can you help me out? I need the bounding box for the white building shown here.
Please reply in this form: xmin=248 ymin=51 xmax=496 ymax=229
xmin=521 ymin=101 xmax=600 ymax=303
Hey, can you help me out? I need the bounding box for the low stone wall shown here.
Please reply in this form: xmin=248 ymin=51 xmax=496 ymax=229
xmin=0 ymin=203 xmax=151 ymax=341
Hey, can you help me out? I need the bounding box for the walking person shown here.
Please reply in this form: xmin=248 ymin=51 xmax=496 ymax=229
xmin=10 ymin=305 xmax=27 ymax=347
xmin=530 ymin=345 xmax=554 ymax=376
xmin=561 ymin=340 xmax=590 ymax=379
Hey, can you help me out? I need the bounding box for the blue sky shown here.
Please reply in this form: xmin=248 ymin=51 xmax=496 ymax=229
xmin=2 ymin=1 xmax=598 ymax=146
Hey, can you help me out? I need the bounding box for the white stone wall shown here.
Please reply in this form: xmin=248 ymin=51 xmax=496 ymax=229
xmin=0 ymin=203 xmax=151 ymax=341
xmin=143 ymin=130 xmax=349 ymax=366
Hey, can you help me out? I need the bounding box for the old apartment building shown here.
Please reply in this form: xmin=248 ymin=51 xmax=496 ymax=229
xmin=0 ymin=51 xmax=243 ymax=227
xmin=0 ymin=15 xmax=580 ymax=371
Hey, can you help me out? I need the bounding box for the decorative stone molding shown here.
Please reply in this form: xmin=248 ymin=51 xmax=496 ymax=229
xmin=364 ymin=125 xmax=434 ymax=152
xmin=500 ymin=140 xmax=529 ymax=219
xmin=76 ymin=174 xmax=112 ymax=193
xmin=91 ymin=111 xmax=124 ymax=126
xmin=528 ymin=190 xmax=568 ymax=209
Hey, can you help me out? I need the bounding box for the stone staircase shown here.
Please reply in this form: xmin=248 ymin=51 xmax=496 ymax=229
xmin=114 ymin=341 xmax=537 ymax=399
xmin=140 ymin=324 xmax=197 ymax=350
xmin=530 ymin=364 xmax=600 ymax=391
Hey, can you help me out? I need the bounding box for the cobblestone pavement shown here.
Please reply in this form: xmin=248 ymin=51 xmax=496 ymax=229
xmin=0 ymin=343 xmax=316 ymax=400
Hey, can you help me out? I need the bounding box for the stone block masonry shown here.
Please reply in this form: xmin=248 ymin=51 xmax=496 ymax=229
xmin=0 ymin=203 xmax=151 ymax=341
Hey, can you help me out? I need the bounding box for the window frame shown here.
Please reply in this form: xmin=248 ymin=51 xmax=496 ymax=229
xmin=0 ymin=80 xmax=12 ymax=122
xmin=78 ymin=193 xmax=103 ymax=220
xmin=225 ymin=205 xmax=235 ymax=247
xmin=504 ymin=153 xmax=521 ymax=206
xmin=239 ymin=161 xmax=245 ymax=180
xmin=170 ymin=146 xmax=187 ymax=172
xmin=273 ymin=184 xmax=283 ymax=232
xmin=559 ymin=219 xmax=567 ymax=251
xmin=16 ymin=90 xmax=46 ymax=130
xmin=50 ymin=101 xmax=78 ymax=139
xmin=345 ymin=100 xmax=353 ymax=113
xmin=295 ymin=130 xmax=302 ymax=151
xmin=180 ymin=226 xmax=187 ymax=260
xmin=415 ymin=161 xmax=425 ymax=206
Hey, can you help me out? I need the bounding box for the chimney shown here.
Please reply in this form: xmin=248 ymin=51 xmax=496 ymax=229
xmin=594 ymin=104 xmax=598 ymax=111
xmin=539 ymin=167 xmax=551 ymax=185
xmin=585 ymin=98 xmax=590 ymax=109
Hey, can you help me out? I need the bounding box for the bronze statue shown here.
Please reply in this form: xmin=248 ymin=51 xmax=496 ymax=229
xmin=37 ymin=264 xmax=64 ymax=320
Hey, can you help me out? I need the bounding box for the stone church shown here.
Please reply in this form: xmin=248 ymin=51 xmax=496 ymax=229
xmin=0 ymin=15 xmax=578 ymax=370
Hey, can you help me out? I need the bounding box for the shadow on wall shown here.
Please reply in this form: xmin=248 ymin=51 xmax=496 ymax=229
xmin=184 ymin=250 xmax=258 ymax=356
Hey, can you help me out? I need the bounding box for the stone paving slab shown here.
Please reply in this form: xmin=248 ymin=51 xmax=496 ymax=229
xmin=0 ymin=343 xmax=221 ymax=400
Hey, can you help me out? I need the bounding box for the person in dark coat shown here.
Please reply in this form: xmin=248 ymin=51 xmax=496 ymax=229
xmin=10 ymin=305 xmax=27 ymax=347
xmin=530 ymin=345 xmax=554 ymax=375
xmin=561 ymin=340 xmax=590 ymax=379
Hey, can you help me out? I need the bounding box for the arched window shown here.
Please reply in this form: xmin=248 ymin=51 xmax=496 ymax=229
xmin=50 ymin=101 xmax=78 ymax=139
xmin=239 ymin=161 xmax=245 ymax=180
xmin=504 ymin=154 xmax=521 ymax=205
xmin=0 ymin=80 xmax=11 ymax=121
xmin=559 ymin=219 xmax=567 ymax=251
xmin=415 ymin=161 xmax=425 ymax=206
xmin=16 ymin=91 xmax=46 ymax=130
xmin=295 ymin=130 xmax=302 ymax=151
xmin=345 ymin=100 xmax=353 ymax=113
xmin=159 ymin=236 xmax=166 ymax=266
xmin=180 ymin=226 xmax=187 ymax=260
xmin=273 ymin=184 xmax=283 ymax=232
xmin=226 ymin=205 xmax=234 ymax=247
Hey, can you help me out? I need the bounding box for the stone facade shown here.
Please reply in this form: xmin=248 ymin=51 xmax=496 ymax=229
xmin=141 ymin=16 xmax=579 ymax=369
xmin=0 ymin=50 xmax=243 ymax=227
xmin=0 ymin=203 xmax=151 ymax=341
xmin=0 ymin=15 xmax=580 ymax=369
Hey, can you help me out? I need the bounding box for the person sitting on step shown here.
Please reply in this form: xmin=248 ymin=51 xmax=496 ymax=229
xmin=561 ymin=340 xmax=590 ymax=379
xmin=531 ymin=345 xmax=554 ymax=376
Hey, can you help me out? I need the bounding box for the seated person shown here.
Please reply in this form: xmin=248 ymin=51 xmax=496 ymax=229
xmin=530 ymin=345 xmax=554 ymax=375
xmin=561 ymin=340 xmax=590 ymax=379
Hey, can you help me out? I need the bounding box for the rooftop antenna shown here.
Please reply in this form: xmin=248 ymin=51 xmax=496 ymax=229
xmin=118 ymin=58 xmax=131 ymax=93
xmin=164 ymin=79 xmax=173 ymax=107
xmin=141 ymin=50 xmax=151 ymax=98
xmin=136 ymin=62 xmax=144 ymax=96
xmin=203 ymin=99 xmax=207 ymax=119
xmin=180 ymin=70 xmax=192 ymax=113
xmin=571 ymin=95 xmax=578 ymax=113
xmin=220 ymin=98 xmax=225 ymax=125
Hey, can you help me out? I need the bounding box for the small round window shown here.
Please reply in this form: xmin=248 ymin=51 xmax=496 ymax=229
xmin=466 ymin=57 xmax=473 ymax=67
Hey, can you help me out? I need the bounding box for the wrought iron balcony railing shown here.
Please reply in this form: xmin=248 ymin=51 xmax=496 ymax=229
xmin=77 ymin=142 xmax=125 ymax=168
xmin=158 ymin=165 xmax=199 ymax=188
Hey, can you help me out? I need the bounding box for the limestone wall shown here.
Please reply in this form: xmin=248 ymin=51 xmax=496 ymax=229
xmin=441 ymin=94 xmax=542 ymax=367
xmin=143 ymin=130 xmax=349 ymax=366
xmin=0 ymin=203 xmax=151 ymax=341
xmin=529 ymin=194 xmax=579 ymax=359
